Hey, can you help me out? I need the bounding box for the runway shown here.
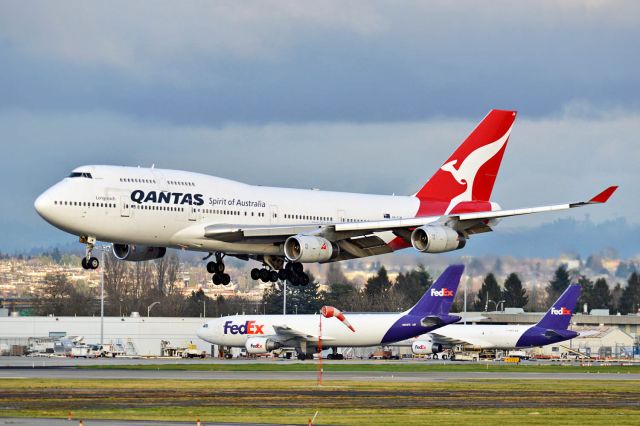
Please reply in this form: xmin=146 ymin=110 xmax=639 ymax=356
xmin=2 ymin=367 xmax=639 ymax=382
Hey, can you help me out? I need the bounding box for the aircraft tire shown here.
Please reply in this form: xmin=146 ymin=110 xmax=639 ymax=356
xmin=269 ymin=271 xmax=279 ymax=282
xmin=206 ymin=261 xmax=216 ymax=274
xmin=81 ymin=257 xmax=88 ymax=270
xmin=301 ymin=273 xmax=310 ymax=286
xmin=88 ymin=257 xmax=99 ymax=269
xmin=277 ymin=269 xmax=288 ymax=281
xmin=250 ymin=268 xmax=260 ymax=280
xmin=214 ymin=262 xmax=225 ymax=273
xmin=292 ymin=262 xmax=303 ymax=274
xmin=212 ymin=274 xmax=222 ymax=285
xmin=432 ymin=354 xmax=438 ymax=360
xmin=221 ymin=273 xmax=231 ymax=285
xmin=259 ymin=268 xmax=270 ymax=282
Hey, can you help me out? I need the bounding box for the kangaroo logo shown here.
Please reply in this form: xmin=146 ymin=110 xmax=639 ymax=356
xmin=441 ymin=125 xmax=513 ymax=214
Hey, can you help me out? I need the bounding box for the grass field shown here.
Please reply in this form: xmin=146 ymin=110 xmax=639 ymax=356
xmin=78 ymin=361 xmax=640 ymax=374
xmin=1 ymin=378 xmax=639 ymax=425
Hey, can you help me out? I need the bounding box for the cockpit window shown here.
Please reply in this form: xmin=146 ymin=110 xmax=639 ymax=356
xmin=202 ymin=324 xmax=209 ymax=328
xmin=68 ymin=172 xmax=93 ymax=179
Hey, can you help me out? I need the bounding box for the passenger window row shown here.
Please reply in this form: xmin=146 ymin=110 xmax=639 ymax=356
xmin=167 ymin=180 xmax=195 ymax=187
xmin=191 ymin=208 xmax=265 ymax=217
xmin=54 ymin=201 xmax=116 ymax=208
xmin=120 ymin=178 xmax=155 ymax=184
xmin=129 ymin=204 xmax=183 ymax=212
xmin=284 ymin=214 xmax=333 ymax=222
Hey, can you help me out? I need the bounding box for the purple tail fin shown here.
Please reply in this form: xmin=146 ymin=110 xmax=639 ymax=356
xmin=408 ymin=265 xmax=464 ymax=316
xmin=536 ymin=284 xmax=581 ymax=330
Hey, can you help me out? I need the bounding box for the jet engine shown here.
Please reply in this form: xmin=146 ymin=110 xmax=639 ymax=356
xmin=245 ymin=337 xmax=282 ymax=354
xmin=411 ymin=340 xmax=443 ymax=355
xmin=112 ymin=244 xmax=166 ymax=261
xmin=410 ymin=226 xmax=466 ymax=253
xmin=284 ymin=235 xmax=338 ymax=263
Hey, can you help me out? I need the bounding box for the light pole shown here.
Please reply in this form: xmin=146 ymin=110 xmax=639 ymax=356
xmin=283 ymin=279 xmax=287 ymax=315
xmin=98 ymin=245 xmax=111 ymax=346
xmin=147 ymin=301 xmax=160 ymax=317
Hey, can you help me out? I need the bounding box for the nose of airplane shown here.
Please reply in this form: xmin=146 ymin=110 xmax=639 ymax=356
xmin=196 ymin=324 xmax=208 ymax=340
xmin=34 ymin=191 xmax=51 ymax=218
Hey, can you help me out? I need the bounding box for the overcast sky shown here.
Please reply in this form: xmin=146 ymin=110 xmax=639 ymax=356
xmin=0 ymin=1 xmax=638 ymax=251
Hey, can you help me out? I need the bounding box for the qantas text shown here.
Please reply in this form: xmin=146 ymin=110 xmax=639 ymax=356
xmin=131 ymin=190 xmax=204 ymax=206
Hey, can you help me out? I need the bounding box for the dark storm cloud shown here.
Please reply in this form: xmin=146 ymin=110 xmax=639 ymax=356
xmin=0 ymin=1 xmax=638 ymax=125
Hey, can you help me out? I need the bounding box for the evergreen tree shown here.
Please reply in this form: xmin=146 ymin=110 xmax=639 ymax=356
xmin=393 ymin=266 xmax=433 ymax=306
xmin=546 ymin=265 xmax=571 ymax=305
xmin=288 ymin=273 xmax=323 ymax=314
xmin=262 ymin=273 xmax=322 ymax=314
xmin=576 ymin=275 xmax=594 ymax=313
xmin=591 ymin=278 xmax=612 ymax=310
xmin=325 ymin=263 xmax=349 ymax=286
xmin=502 ymin=273 xmax=528 ymax=308
xmin=474 ymin=273 xmax=501 ymax=311
xmin=365 ymin=266 xmax=392 ymax=297
xmin=323 ymin=282 xmax=356 ymax=310
xmin=611 ymin=282 xmax=624 ymax=313
xmin=619 ymin=272 xmax=640 ymax=314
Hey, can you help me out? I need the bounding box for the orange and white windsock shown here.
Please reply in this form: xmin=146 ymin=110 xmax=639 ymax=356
xmin=321 ymin=306 xmax=355 ymax=332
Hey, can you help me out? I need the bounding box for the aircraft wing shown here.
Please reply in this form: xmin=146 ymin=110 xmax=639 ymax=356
xmin=430 ymin=331 xmax=496 ymax=348
xmin=272 ymin=325 xmax=335 ymax=342
xmin=200 ymin=186 xmax=617 ymax=256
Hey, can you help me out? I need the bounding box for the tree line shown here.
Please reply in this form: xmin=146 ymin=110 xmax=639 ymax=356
xmin=30 ymin=255 xmax=640 ymax=316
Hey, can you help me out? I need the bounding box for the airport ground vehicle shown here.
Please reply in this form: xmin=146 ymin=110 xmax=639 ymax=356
xmin=181 ymin=343 xmax=206 ymax=358
xmin=369 ymin=350 xmax=400 ymax=360
xmin=34 ymin=110 xmax=616 ymax=288
xmin=70 ymin=345 xmax=94 ymax=358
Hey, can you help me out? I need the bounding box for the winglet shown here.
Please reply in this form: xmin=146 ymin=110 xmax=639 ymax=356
xmin=589 ymin=186 xmax=618 ymax=203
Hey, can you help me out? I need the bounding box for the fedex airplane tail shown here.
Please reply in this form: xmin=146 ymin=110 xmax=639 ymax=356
xmin=407 ymin=264 xmax=464 ymax=317
xmin=536 ymin=284 xmax=581 ymax=330
xmin=414 ymin=109 xmax=517 ymax=215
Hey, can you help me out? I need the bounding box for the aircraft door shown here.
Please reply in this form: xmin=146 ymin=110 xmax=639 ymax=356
xmin=120 ymin=196 xmax=130 ymax=217
xmin=188 ymin=206 xmax=198 ymax=221
xmin=337 ymin=209 xmax=346 ymax=223
xmin=269 ymin=205 xmax=279 ymax=225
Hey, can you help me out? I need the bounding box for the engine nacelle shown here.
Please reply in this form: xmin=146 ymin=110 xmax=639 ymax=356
xmin=410 ymin=226 xmax=466 ymax=253
xmin=112 ymin=244 xmax=166 ymax=262
xmin=284 ymin=235 xmax=338 ymax=263
xmin=245 ymin=337 xmax=282 ymax=354
xmin=411 ymin=340 xmax=443 ymax=355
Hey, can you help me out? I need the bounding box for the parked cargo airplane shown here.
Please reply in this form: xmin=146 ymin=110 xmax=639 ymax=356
xmin=405 ymin=284 xmax=582 ymax=355
xmin=196 ymin=265 xmax=464 ymax=359
xmin=34 ymin=110 xmax=617 ymax=285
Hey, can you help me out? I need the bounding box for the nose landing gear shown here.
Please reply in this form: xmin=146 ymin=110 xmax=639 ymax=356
xmin=206 ymin=252 xmax=230 ymax=286
xmin=80 ymin=236 xmax=99 ymax=270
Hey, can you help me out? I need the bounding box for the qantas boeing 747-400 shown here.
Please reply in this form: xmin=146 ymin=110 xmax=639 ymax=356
xmin=34 ymin=110 xmax=617 ymax=285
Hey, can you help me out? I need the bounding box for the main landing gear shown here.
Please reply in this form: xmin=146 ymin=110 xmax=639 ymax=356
xmin=206 ymin=252 xmax=230 ymax=286
xmin=80 ymin=236 xmax=99 ymax=270
xmin=250 ymin=262 xmax=310 ymax=286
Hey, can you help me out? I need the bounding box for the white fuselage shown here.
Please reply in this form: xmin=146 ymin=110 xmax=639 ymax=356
xmin=197 ymin=313 xmax=408 ymax=348
xmin=35 ymin=165 xmax=419 ymax=255
xmin=435 ymin=324 xmax=532 ymax=349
